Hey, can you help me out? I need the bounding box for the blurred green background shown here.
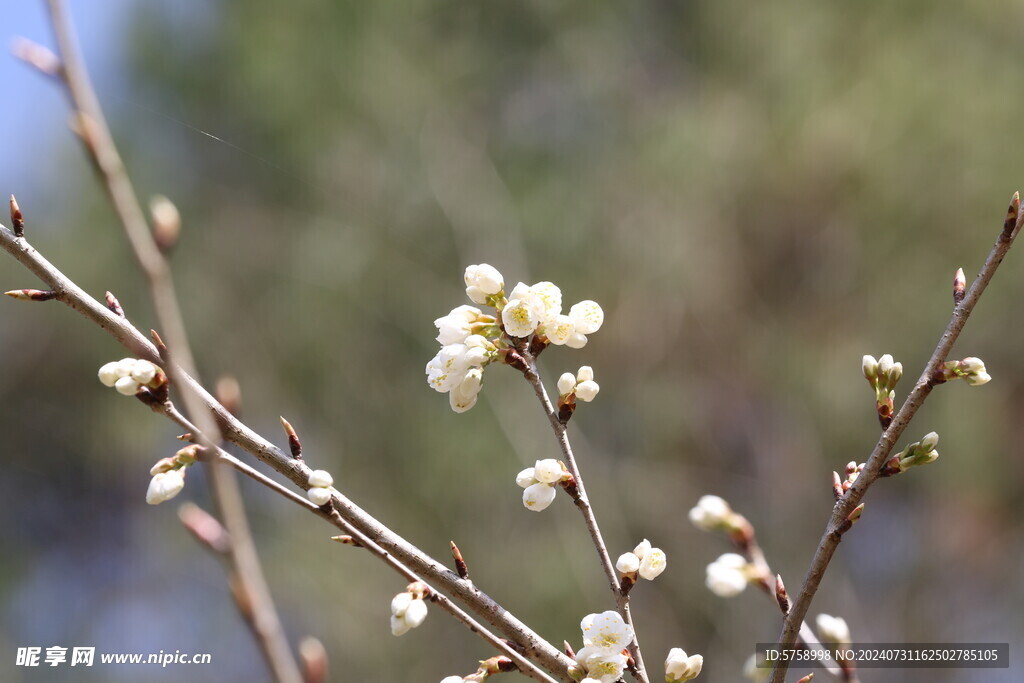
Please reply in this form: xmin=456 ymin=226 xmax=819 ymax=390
xmin=1 ymin=1 xmax=1023 ymax=681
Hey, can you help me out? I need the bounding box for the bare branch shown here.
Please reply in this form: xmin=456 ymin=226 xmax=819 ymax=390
xmin=769 ymin=197 xmax=1022 ymax=683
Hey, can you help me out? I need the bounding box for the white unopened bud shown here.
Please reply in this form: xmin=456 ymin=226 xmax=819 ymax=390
xmin=919 ymin=432 xmax=939 ymax=453
xmin=558 ymin=372 xmax=578 ymax=396
xmin=440 ymin=677 xmax=465 ymax=683
xmin=308 ymin=470 xmax=334 ymax=488
xmin=115 ymin=376 xmax=141 ymax=396
xmin=146 ymin=469 xmax=185 ymax=505
xmin=816 ymin=614 xmax=851 ymax=645
xmin=566 ymin=332 xmax=588 ymax=349
xmin=862 ymin=355 xmax=878 ymax=381
xmin=878 ymin=354 xmax=894 ymax=377
xmin=616 ymin=552 xmax=640 ymax=574
xmin=575 ymin=380 xmax=599 ymax=402
xmin=705 ymin=553 xmax=750 ymax=597
xmin=688 ymin=495 xmax=733 ymax=530
xmin=307 ymin=487 xmax=333 ymax=506
xmin=464 ymin=264 xmax=504 ymax=296
xmin=98 ymin=362 xmax=121 ymax=387
xmin=966 ymin=370 xmax=991 ymax=386
xmin=131 ymin=360 xmax=158 ymax=384
xmin=633 ymin=539 xmax=651 ymax=559
xmin=576 ymin=366 xmax=594 ymax=382
xmin=391 ymin=591 xmax=413 ymax=616
xmin=516 ymin=467 xmax=537 ymax=488
xmin=522 ymin=482 xmax=556 ymax=512
xmin=403 ymin=598 xmax=428 ymax=629
xmin=533 ymin=459 xmax=563 ymax=484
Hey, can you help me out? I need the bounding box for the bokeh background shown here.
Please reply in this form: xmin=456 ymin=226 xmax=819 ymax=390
xmin=1 ymin=1 xmax=1023 ymax=681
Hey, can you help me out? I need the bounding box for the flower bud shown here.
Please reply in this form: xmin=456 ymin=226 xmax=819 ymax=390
xmin=534 ymin=459 xmax=563 ymax=484
xmin=391 ymin=591 xmax=413 ymax=616
xmin=558 ymin=372 xmax=578 ymax=396
xmin=516 ymin=467 xmax=537 ymax=488
xmin=816 ymin=614 xmax=851 ymax=645
xmin=131 ymin=360 xmax=158 ymax=384
xmin=862 ymin=355 xmax=878 ymax=382
xmin=146 ymin=469 xmax=185 ymax=505
xmin=919 ymin=431 xmax=939 ymax=453
xmin=633 ymin=539 xmax=651 ymax=558
xmin=638 ymin=547 xmax=667 ymax=580
xmin=878 ymin=354 xmax=893 ymax=378
xmin=307 ymin=487 xmax=333 ymax=506
xmin=576 ymin=366 xmax=594 ymax=382
xmin=115 ymin=376 xmax=141 ymax=396
xmin=522 ymin=482 xmax=557 ymax=512
xmin=464 ymin=264 xmax=504 ymax=296
xmin=665 ymin=648 xmax=703 ymax=682
xmin=98 ymin=361 xmax=121 ymax=387
xmin=575 ymin=380 xmax=600 ymax=402
xmin=308 ymin=469 xmax=334 ymax=488
xmin=403 ymin=598 xmax=428 ymax=629
xmin=616 ymin=552 xmax=640 ymax=574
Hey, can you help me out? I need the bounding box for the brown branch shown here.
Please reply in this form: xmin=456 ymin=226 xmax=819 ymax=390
xmin=519 ymin=349 xmax=650 ymax=683
xmin=41 ymin=3 xmax=302 ymax=680
xmin=769 ymin=197 xmax=1022 ymax=683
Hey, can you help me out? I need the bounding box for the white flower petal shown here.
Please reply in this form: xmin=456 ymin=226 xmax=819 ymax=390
xmin=308 ymin=470 xmax=334 ymax=488
xmin=522 ymin=482 xmax=556 ymax=511
xmin=516 ymin=467 xmax=538 ymax=488
xmin=616 ymin=552 xmax=640 ymax=574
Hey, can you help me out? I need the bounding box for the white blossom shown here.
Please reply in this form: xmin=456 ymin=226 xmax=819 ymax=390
xmin=557 ymin=372 xmax=577 ymax=395
xmin=575 ymin=380 xmax=600 ymax=402
xmin=426 ymin=344 xmax=471 ymax=393
xmin=307 ymin=487 xmax=333 ymax=506
xmin=576 ymin=646 xmax=628 ymax=683
xmin=576 ymin=366 xmax=594 ymax=382
xmin=434 ymin=305 xmax=483 ymax=345
xmin=501 ymin=297 xmax=538 ymax=338
xmin=581 ymin=610 xmax=634 ymax=651
xmin=308 ymin=470 xmax=333 ymax=488
xmin=546 ymin=314 xmax=576 ymax=345
xmin=816 ymin=614 xmax=851 ymax=645
xmin=533 ymin=459 xmax=563 ymax=484
xmin=639 ymin=547 xmax=667 ymax=580
xmin=522 ymin=482 xmax=556 ymax=512
xmin=616 ymin=552 xmax=640 ymax=574
xmin=569 ymin=300 xmax=604 ymax=334
xmin=463 ymin=334 xmax=495 ymax=367
xmin=633 ymin=539 xmax=652 ymax=559
xmin=665 ymin=648 xmax=704 ymax=682
xmin=688 ymin=495 xmax=733 ymax=531
xmin=146 ymin=469 xmax=185 ymax=505
xmin=705 ymin=553 xmax=751 ymax=597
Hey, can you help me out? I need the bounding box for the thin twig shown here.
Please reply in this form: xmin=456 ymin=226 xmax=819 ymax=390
xmin=0 ymin=224 xmax=574 ymax=680
xmin=520 ymin=349 xmax=650 ymax=683
xmin=769 ymin=200 xmax=1022 ymax=683
xmin=42 ymin=3 xmax=302 ymax=680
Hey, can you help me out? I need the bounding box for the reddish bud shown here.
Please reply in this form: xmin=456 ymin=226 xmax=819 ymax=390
xmin=4 ymin=288 xmax=56 ymax=301
xmin=280 ymin=416 xmax=302 ymax=459
xmin=9 ymin=195 xmax=24 ymax=237
xmin=105 ymin=291 xmax=125 ymax=317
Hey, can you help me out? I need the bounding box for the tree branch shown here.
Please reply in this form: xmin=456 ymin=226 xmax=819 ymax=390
xmin=520 ymin=349 xmax=650 ymax=683
xmin=769 ymin=198 xmax=1022 ymax=683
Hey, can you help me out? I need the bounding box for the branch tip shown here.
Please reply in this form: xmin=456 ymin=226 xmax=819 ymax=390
xmin=4 ymin=288 xmax=57 ymax=301
xmin=280 ymin=416 xmax=303 ymax=459
xmin=9 ymin=195 xmax=24 ymax=237
xmin=10 ymin=37 xmax=61 ymax=77
xmin=104 ymin=290 xmax=124 ymax=317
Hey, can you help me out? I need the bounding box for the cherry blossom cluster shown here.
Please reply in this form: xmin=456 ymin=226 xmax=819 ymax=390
xmin=306 ymin=469 xmax=335 ymax=506
xmin=146 ymin=444 xmax=200 ymax=505
xmin=892 ymin=431 xmax=939 ymax=472
xmin=557 ymin=366 xmax=600 ymax=402
xmin=937 ymin=357 xmax=991 ymax=386
xmin=615 ymin=539 xmax=668 ymax=583
xmin=515 ymin=459 xmax=569 ymax=512
xmin=426 ymin=264 xmax=604 ymax=412
xmin=862 ymin=354 xmax=902 ymax=426
xmin=390 ymin=582 xmax=430 ymax=636
xmin=571 ymin=611 xmax=634 ymax=683
xmin=688 ymin=495 xmax=748 ymax=535
xmin=98 ymin=357 xmax=165 ymax=396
